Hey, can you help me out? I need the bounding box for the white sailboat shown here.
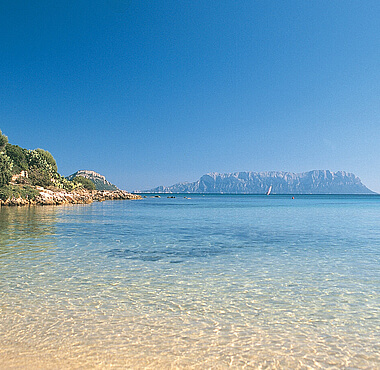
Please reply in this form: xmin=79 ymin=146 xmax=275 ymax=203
xmin=266 ymin=185 xmax=272 ymax=195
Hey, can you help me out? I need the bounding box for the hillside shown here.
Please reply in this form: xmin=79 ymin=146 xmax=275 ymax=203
xmin=66 ymin=170 xmax=119 ymax=191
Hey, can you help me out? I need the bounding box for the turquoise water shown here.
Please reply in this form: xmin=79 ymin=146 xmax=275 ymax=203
xmin=0 ymin=195 xmax=379 ymax=368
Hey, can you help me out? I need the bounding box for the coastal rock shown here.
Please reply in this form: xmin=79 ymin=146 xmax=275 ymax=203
xmin=0 ymin=186 xmax=141 ymax=206
xmin=143 ymin=170 xmax=375 ymax=194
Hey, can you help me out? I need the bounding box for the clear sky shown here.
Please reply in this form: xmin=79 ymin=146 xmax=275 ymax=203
xmin=1 ymin=1 xmax=380 ymax=192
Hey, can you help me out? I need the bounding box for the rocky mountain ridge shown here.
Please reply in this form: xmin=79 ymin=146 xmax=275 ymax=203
xmin=143 ymin=170 xmax=375 ymax=194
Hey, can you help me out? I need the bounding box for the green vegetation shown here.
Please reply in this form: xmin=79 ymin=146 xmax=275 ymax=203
xmin=72 ymin=176 xmax=96 ymax=190
xmin=0 ymin=185 xmax=39 ymax=201
xmin=28 ymin=167 xmax=52 ymax=188
xmin=0 ymin=129 xmax=8 ymax=151
xmin=35 ymin=148 xmax=58 ymax=172
xmin=26 ymin=149 xmax=62 ymax=188
xmin=0 ymin=131 xmax=13 ymax=187
xmin=0 ymin=153 xmax=13 ymax=187
xmin=5 ymin=144 xmax=29 ymax=174
xmin=0 ymin=129 xmax=99 ymax=201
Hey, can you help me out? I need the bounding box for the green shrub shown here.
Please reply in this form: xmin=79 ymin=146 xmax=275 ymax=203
xmin=0 ymin=131 xmax=66 ymax=190
xmin=28 ymin=168 xmax=52 ymax=188
xmin=26 ymin=150 xmax=58 ymax=187
xmin=35 ymin=149 xmax=58 ymax=172
xmin=72 ymin=176 xmax=96 ymax=190
xmin=61 ymin=178 xmax=76 ymax=191
xmin=0 ymin=185 xmax=39 ymax=201
xmin=0 ymin=130 xmax=8 ymax=152
xmin=0 ymin=186 xmax=12 ymax=200
xmin=0 ymin=152 xmax=13 ymax=187
xmin=5 ymin=144 xmax=29 ymax=174
xmin=27 ymin=150 xmax=52 ymax=171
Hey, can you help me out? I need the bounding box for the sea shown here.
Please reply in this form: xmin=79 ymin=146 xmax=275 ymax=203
xmin=0 ymin=194 xmax=379 ymax=369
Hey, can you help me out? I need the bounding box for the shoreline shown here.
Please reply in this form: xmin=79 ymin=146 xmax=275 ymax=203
xmin=0 ymin=186 xmax=141 ymax=206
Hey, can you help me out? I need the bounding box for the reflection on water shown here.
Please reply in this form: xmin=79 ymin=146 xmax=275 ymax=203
xmin=0 ymin=197 xmax=379 ymax=369
xmin=0 ymin=206 xmax=58 ymax=257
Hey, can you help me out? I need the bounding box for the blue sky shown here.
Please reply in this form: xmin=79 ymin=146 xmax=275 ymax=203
xmin=1 ymin=1 xmax=380 ymax=192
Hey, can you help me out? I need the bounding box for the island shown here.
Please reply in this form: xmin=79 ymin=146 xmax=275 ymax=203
xmin=142 ymin=170 xmax=375 ymax=194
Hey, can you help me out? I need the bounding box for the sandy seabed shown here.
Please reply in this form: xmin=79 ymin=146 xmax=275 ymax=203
xmin=1 ymin=310 xmax=378 ymax=369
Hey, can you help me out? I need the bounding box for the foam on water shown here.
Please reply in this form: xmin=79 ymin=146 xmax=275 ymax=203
xmin=0 ymin=195 xmax=379 ymax=368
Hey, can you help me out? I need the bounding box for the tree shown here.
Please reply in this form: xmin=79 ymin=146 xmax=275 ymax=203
xmin=28 ymin=167 xmax=52 ymax=188
xmin=0 ymin=130 xmax=12 ymax=186
xmin=26 ymin=150 xmax=56 ymax=187
xmin=5 ymin=144 xmax=29 ymax=174
xmin=0 ymin=152 xmax=13 ymax=187
xmin=35 ymin=149 xmax=58 ymax=172
xmin=0 ymin=130 xmax=8 ymax=152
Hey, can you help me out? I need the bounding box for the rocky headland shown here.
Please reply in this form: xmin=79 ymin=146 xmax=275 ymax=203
xmin=0 ymin=130 xmax=141 ymax=206
xmin=0 ymin=186 xmax=141 ymax=206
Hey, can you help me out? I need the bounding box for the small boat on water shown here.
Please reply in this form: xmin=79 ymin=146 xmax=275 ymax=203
xmin=266 ymin=185 xmax=272 ymax=195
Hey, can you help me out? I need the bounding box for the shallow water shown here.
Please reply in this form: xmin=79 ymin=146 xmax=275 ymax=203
xmin=0 ymin=195 xmax=379 ymax=369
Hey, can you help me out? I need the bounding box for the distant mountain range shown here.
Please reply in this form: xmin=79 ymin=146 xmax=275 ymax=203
xmin=67 ymin=170 xmax=119 ymax=191
xmin=142 ymin=170 xmax=375 ymax=194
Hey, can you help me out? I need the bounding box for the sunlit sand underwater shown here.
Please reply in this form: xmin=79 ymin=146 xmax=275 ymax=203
xmin=1 ymin=195 xmax=379 ymax=369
